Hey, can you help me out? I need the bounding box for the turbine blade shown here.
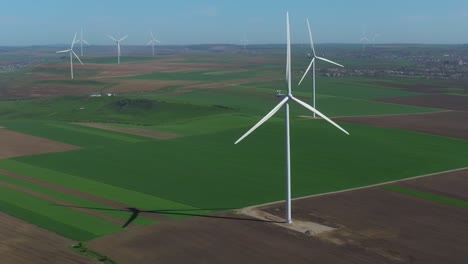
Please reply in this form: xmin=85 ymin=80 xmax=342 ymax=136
xmin=291 ymin=96 xmax=349 ymax=135
xmin=56 ymin=49 xmax=71 ymax=53
xmin=72 ymin=51 xmax=83 ymax=65
xmin=155 ymin=39 xmax=161 ymax=43
xmin=306 ymin=18 xmax=316 ymax=57
xmin=147 ymin=40 xmax=153 ymax=45
xmin=83 ymin=40 xmax=89 ymax=45
xmin=235 ymin=97 xmax=289 ymax=144
xmin=108 ymin=35 xmax=117 ymax=42
xmin=150 ymin=31 xmax=155 ymax=39
xmin=119 ymin=35 xmax=128 ymax=42
xmin=316 ymin=56 xmax=344 ymax=67
xmin=71 ymin=32 xmax=77 ymax=49
xmin=298 ymin=58 xmax=315 ymax=86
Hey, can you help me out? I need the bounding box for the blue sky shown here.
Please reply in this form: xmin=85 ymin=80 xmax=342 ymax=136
xmin=1 ymin=0 xmax=468 ymax=45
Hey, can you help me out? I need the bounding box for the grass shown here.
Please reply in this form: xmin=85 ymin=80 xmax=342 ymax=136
xmin=12 ymin=119 xmax=468 ymax=209
xmin=0 ymin=160 xmax=203 ymax=217
xmin=0 ymin=185 xmax=122 ymax=239
xmin=123 ymin=69 xmax=273 ymax=82
xmin=383 ymin=185 xmax=468 ymax=209
xmin=0 ymin=199 xmax=96 ymax=241
xmin=0 ymin=96 xmax=234 ymax=126
xmin=0 ymin=173 xmax=154 ymax=225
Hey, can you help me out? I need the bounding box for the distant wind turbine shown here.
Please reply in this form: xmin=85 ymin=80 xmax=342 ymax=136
xmin=240 ymin=33 xmax=249 ymax=51
xmin=74 ymin=28 xmax=89 ymax=57
xmin=108 ymin=35 xmax=128 ymax=64
xmin=147 ymin=31 xmax=161 ymax=56
xmin=235 ymin=12 xmax=349 ymax=224
xmin=298 ymin=18 xmax=344 ymax=118
xmin=360 ymin=29 xmax=369 ymax=52
xmin=371 ymin=33 xmax=381 ymax=46
xmin=56 ymin=33 xmax=83 ymax=80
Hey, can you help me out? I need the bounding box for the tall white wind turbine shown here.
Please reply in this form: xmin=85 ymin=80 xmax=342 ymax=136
xmin=147 ymin=31 xmax=160 ymax=56
xmin=108 ymin=35 xmax=128 ymax=64
xmin=241 ymin=33 xmax=249 ymax=51
xmin=235 ymin=12 xmax=349 ymax=224
xmin=74 ymin=28 xmax=89 ymax=56
xmin=298 ymin=18 xmax=344 ymax=118
xmin=56 ymin=33 xmax=83 ymax=80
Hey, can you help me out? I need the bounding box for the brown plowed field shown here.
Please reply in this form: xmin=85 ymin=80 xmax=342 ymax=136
xmin=376 ymin=94 xmax=468 ymax=111
xmin=106 ymin=80 xmax=198 ymax=93
xmin=262 ymin=171 xmax=468 ymax=264
xmin=0 ymin=128 xmax=79 ymax=159
xmin=89 ymin=213 xmax=393 ymax=264
xmin=396 ymin=169 xmax=468 ymax=201
xmin=336 ymin=111 xmax=468 ymax=140
xmin=88 ymin=170 xmax=468 ymax=264
xmin=0 ymin=212 xmax=95 ymax=264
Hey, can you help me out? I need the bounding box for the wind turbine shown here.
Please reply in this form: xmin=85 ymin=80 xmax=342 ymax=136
xmin=298 ymin=18 xmax=344 ymax=118
xmin=74 ymin=28 xmax=89 ymax=56
xmin=108 ymin=35 xmax=128 ymax=64
xmin=240 ymin=33 xmax=249 ymax=51
xmin=235 ymin=12 xmax=349 ymax=224
xmin=360 ymin=30 xmax=369 ymax=52
xmin=56 ymin=33 xmax=83 ymax=80
xmin=371 ymin=33 xmax=381 ymax=47
xmin=147 ymin=31 xmax=160 ymax=56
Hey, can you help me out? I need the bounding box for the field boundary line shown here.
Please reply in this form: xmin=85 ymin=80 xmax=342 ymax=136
xmin=240 ymin=166 xmax=468 ymax=212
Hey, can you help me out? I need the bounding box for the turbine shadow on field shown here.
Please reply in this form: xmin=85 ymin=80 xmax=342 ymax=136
xmin=52 ymin=204 xmax=278 ymax=228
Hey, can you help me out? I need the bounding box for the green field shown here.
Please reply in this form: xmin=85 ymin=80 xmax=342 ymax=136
xmin=0 ymin=51 xmax=467 ymax=242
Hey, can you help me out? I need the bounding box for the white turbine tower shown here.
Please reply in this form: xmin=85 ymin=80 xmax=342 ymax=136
xmin=235 ymin=12 xmax=349 ymax=224
xmin=108 ymin=35 xmax=128 ymax=64
xmin=56 ymin=33 xmax=83 ymax=80
xmin=147 ymin=31 xmax=160 ymax=56
xmin=241 ymin=33 xmax=249 ymax=51
xmin=371 ymin=33 xmax=381 ymax=47
xmin=74 ymin=28 xmax=89 ymax=57
xmin=360 ymin=30 xmax=369 ymax=52
xmin=298 ymin=18 xmax=344 ymax=118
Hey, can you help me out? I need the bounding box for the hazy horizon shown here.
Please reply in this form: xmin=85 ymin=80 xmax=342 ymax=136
xmin=1 ymin=0 xmax=468 ymax=46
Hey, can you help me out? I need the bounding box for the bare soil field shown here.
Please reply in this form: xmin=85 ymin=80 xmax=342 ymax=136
xmin=261 ymin=171 xmax=468 ymax=264
xmin=89 ymin=212 xmax=394 ymax=264
xmin=106 ymin=79 xmax=198 ymax=93
xmin=336 ymin=111 xmax=468 ymax=140
xmin=173 ymin=76 xmax=278 ymax=94
xmin=0 ymin=212 xmax=95 ymax=264
xmin=86 ymin=171 xmax=468 ymax=264
xmin=376 ymin=94 xmax=468 ymax=111
xmin=396 ymin=169 xmax=468 ymax=201
xmin=75 ymin=123 xmax=181 ymax=140
xmin=0 ymin=129 xmax=79 ymax=159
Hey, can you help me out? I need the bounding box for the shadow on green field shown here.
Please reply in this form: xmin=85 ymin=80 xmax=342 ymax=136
xmin=53 ymin=204 xmax=276 ymax=227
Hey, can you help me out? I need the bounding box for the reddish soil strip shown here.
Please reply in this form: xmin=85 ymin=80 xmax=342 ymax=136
xmin=371 ymin=82 xmax=448 ymax=94
xmin=0 ymin=182 xmax=123 ymax=226
xmin=0 ymin=129 xmax=79 ymax=159
xmin=89 ymin=212 xmax=393 ymax=264
xmin=74 ymin=123 xmax=181 ymax=140
xmin=376 ymin=94 xmax=468 ymax=111
xmin=0 ymin=212 xmax=95 ymax=264
xmin=106 ymin=79 xmax=198 ymax=93
xmin=0 ymin=169 xmax=169 ymax=223
xmin=261 ymin=173 xmax=468 ymax=264
xmin=336 ymin=110 xmax=468 ymax=140
xmin=396 ymin=169 xmax=468 ymax=201
xmin=173 ymin=76 xmax=278 ymax=94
